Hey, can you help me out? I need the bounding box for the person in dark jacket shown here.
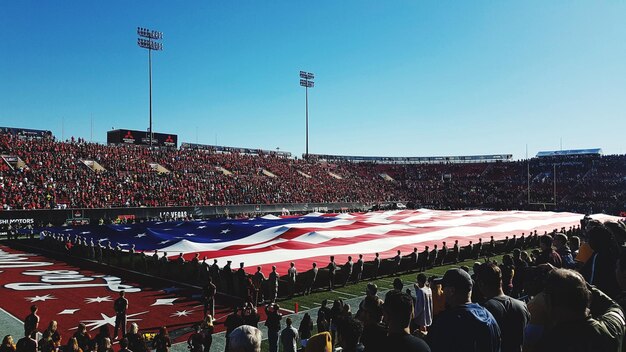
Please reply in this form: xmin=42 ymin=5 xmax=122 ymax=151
xmin=152 ymin=327 xmax=171 ymax=352
xmin=298 ymin=313 xmax=314 ymax=348
xmin=23 ymin=306 xmax=39 ymax=338
xmin=224 ymin=307 xmax=243 ymax=352
xmin=72 ymin=323 xmax=91 ymax=352
xmin=581 ymin=224 xmax=620 ymax=298
xmin=126 ymin=323 xmax=148 ymax=352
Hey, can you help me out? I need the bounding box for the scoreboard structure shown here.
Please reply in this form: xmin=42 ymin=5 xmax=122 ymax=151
xmin=107 ymin=129 xmax=177 ymax=148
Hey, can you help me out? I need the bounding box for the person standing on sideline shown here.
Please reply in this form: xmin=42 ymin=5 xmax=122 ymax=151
xmin=280 ymin=317 xmax=299 ymax=352
xmin=327 ymin=256 xmax=337 ymax=290
xmin=287 ymin=262 xmax=297 ymax=298
xmin=373 ymin=253 xmax=381 ymax=279
xmin=393 ymin=250 xmax=402 ymax=276
xmin=268 ymin=266 xmax=279 ymax=303
xmin=113 ymin=291 xmax=129 ymax=339
xmin=305 ymin=263 xmax=318 ymax=295
xmin=23 ymin=305 xmax=39 ymax=338
xmin=253 ymin=266 xmax=266 ymax=303
xmin=343 ymin=256 xmax=354 ymax=286
xmin=355 ymin=255 xmax=364 ymax=283
xmin=202 ymin=278 xmax=216 ymax=318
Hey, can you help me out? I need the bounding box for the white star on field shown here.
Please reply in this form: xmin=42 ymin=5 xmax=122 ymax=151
xmin=170 ymin=310 xmax=194 ymax=317
xmin=26 ymin=294 xmax=57 ymax=302
xmin=196 ymin=226 xmax=207 ymax=229
xmin=85 ymin=296 xmax=113 ymax=304
xmin=184 ymin=233 xmax=196 ymax=237
xmin=135 ymin=233 xmax=147 ymax=238
xmin=158 ymin=240 xmax=170 ymax=245
xmin=78 ymin=311 xmax=147 ymax=331
xmin=220 ymin=229 xmax=231 ymax=234
xmin=98 ymin=238 xmax=109 ymax=242
xmin=253 ymin=224 xmax=263 ymax=227
xmin=58 ymin=309 xmax=80 ymax=315
xmin=151 ymin=298 xmax=178 ymax=306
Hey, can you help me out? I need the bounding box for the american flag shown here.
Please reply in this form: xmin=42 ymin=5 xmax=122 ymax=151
xmin=39 ymin=209 xmax=619 ymax=273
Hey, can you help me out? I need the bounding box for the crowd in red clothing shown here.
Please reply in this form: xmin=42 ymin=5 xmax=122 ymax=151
xmin=1 ymin=132 xmax=624 ymax=215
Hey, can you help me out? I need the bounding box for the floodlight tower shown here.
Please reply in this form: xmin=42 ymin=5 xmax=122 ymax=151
xmin=137 ymin=27 xmax=163 ymax=146
xmin=300 ymin=71 xmax=315 ymax=159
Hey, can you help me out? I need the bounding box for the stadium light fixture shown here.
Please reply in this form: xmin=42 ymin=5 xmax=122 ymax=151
xmin=137 ymin=27 xmax=163 ymax=147
xmin=299 ymin=71 xmax=315 ymax=158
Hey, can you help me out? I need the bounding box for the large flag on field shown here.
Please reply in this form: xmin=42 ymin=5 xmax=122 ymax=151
xmin=35 ymin=209 xmax=619 ymax=273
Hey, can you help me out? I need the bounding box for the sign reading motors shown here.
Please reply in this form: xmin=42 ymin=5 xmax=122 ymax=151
xmin=107 ymin=129 xmax=178 ymax=148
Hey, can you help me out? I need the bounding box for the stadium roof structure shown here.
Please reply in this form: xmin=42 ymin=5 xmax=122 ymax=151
xmin=180 ymin=142 xmax=292 ymax=157
xmin=308 ymin=153 xmax=513 ymax=164
xmin=536 ymin=148 xmax=602 ymax=157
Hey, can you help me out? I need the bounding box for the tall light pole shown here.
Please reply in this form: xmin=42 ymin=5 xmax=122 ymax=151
xmin=300 ymin=71 xmax=314 ymax=159
xmin=137 ymin=27 xmax=163 ymax=147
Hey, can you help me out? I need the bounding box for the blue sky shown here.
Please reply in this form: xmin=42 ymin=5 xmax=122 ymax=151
xmin=1 ymin=1 xmax=625 ymax=159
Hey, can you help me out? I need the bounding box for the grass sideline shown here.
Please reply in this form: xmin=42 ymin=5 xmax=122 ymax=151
xmin=278 ymin=253 xmax=514 ymax=312
xmin=257 ymin=251 xmax=522 ymax=352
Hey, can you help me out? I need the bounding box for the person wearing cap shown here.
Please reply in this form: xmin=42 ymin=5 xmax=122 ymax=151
xmin=427 ymin=268 xmax=501 ymax=352
xmin=356 ymin=283 xmax=381 ymax=320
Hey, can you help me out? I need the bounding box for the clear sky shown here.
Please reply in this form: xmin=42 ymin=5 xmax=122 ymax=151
xmin=1 ymin=1 xmax=625 ymax=159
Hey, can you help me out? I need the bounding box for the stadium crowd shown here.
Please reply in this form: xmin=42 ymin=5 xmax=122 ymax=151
xmin=1 ymin=132 xmax=624 ymax=215
xmin=4 ymin=216 xmax=626 ymax=351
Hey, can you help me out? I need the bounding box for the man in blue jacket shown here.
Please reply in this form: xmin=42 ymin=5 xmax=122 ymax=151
xmin=427 ymin=268 xmax=501 ymax=352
